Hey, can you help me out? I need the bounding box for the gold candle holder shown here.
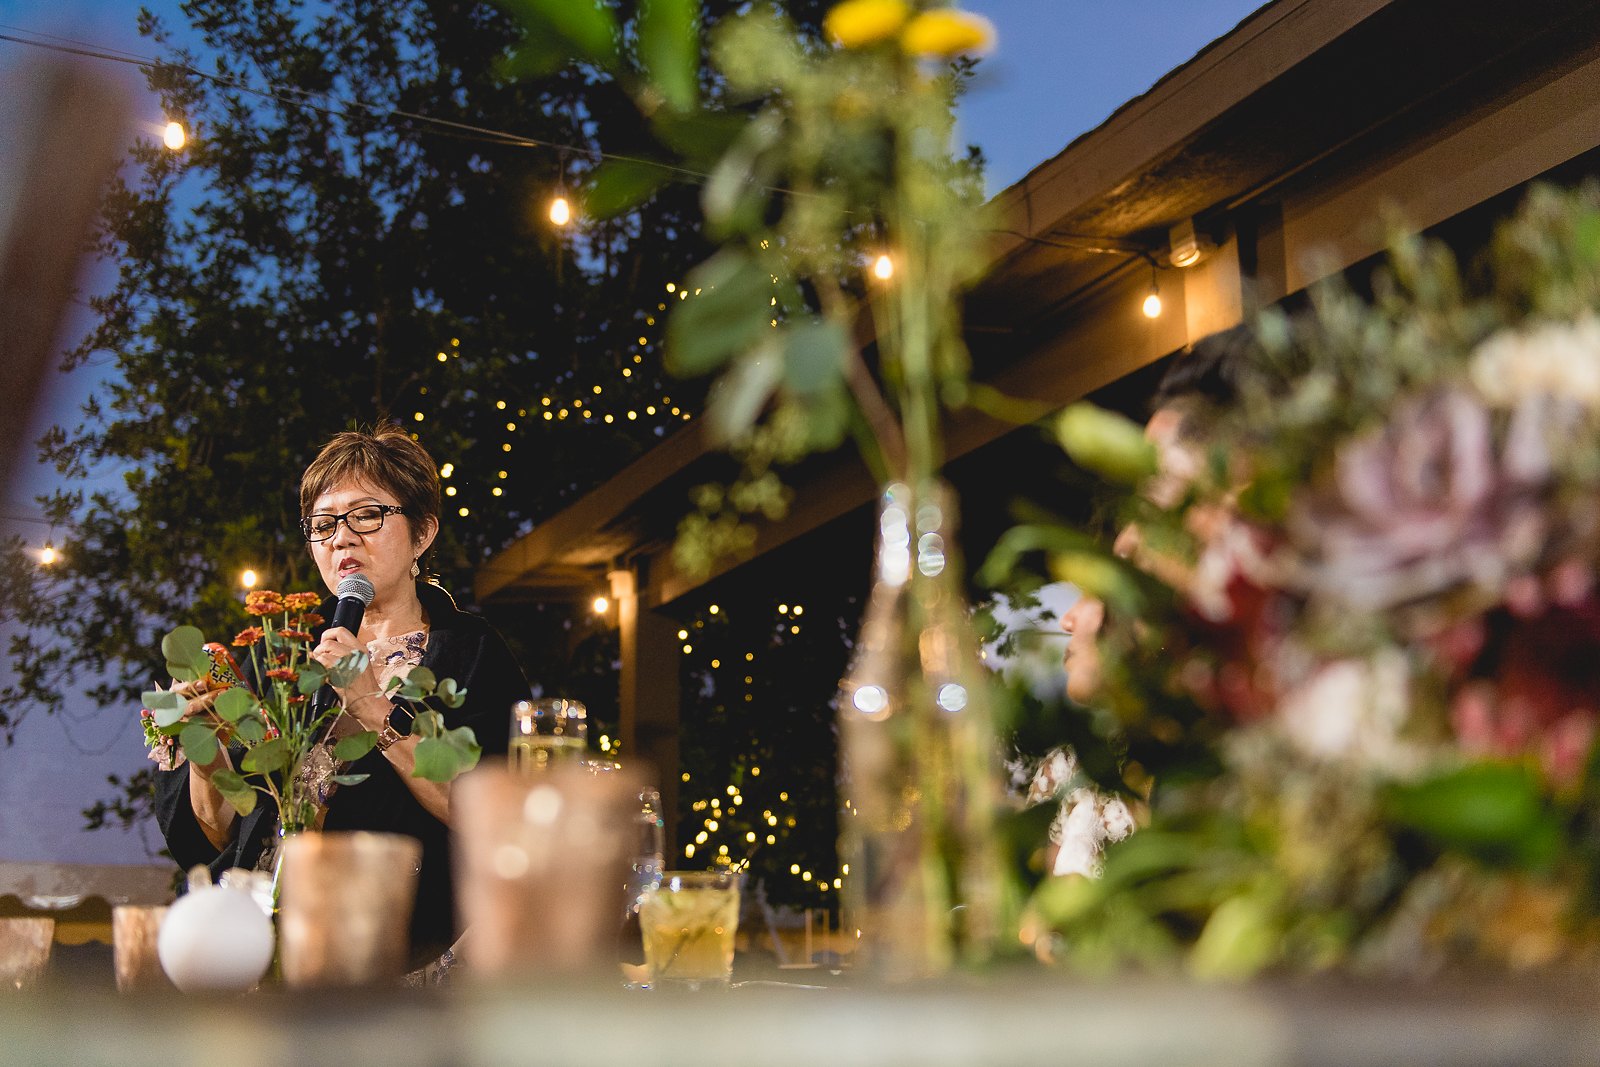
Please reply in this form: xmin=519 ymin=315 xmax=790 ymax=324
xmin=0 ymin=918 xmax=54 ymax=991
xmin=277 ymin=831 xmax=422 ymax=988
xmin=112 ymin=905 xmax=171 ymax=992
xmin=452 ymin=762 xmax=644 ymax=978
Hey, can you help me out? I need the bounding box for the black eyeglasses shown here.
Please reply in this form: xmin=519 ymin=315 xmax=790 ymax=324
xmin=300 ymin=504 xmax=407 ymax=543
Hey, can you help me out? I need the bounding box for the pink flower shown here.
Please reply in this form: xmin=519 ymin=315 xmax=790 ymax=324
xmin=1285 ymin=387 xmax=1550 ymax=614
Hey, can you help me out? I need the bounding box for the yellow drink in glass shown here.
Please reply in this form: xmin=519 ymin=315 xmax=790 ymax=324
xmin=639 ymin=871 xmax=739 ymax=989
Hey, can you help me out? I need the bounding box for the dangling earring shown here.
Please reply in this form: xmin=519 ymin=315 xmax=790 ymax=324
xmin=410 ymin=558 xmax=420 ymax=579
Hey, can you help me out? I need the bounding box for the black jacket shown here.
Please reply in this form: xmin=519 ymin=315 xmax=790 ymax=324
xmin=153 ymin=581 xmax=527 ymax=963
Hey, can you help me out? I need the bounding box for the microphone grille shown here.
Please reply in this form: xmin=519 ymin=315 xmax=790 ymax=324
xmin=336 ymin=573 xmax=376 ymax=605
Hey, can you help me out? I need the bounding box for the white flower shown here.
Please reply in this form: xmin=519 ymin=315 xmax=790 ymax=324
xmin=1471 ymin=314 xmax=1600 ymax=408
xmin=1049 ymin=786 xmax=1137 ymax=878
xmin=1274 ymin=650 xmax=1421 ymax=774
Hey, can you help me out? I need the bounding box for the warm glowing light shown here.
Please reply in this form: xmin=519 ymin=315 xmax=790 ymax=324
xmin=678 ymin=629 xmax=689 ymax=639
xmin=592 ymin=595 xmax=609 ymax=615
xmin=445 ymin=486 xmax=457 ymax=497
xmin=38 ymin=545 xmax=58 ymax=566
xmin=240 ymin=568 xmax=257 ymax=588
xmin=458 ymin=507 xmax=469 ymax=516
xmin=871 ymin=253 xmax=894 ymax=281
xmin=548 ymin=196 xmax=571 ymax=226
xmin=162 ymin=120 xmax=186 ymax=150
xmin=496 ymin=400 xmax=506 ymax=410
xmin=492 ymin=486 xmax=503 ymax=495
xmin=440 ymin=463 xmax=454 ymax=478
xmin=1142 ymin=288 xmax=1162 ymax=318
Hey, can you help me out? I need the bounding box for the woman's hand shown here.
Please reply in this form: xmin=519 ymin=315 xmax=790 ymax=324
xmin=310 ymin=627 xmax=390 ymax=731
xmin=167 ymin=679 xmax=239 ymax=849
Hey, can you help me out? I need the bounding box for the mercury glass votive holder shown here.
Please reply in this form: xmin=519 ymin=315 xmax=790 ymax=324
xmin=452 ymin=761 xmax=644 ymax=978
xmin=112 ymin=905 xmax=171 ymax=992
xmin=277 ymin=831 xmax=422 ymax=988
xmin=0 ymin=918 xmax=54 ymax=991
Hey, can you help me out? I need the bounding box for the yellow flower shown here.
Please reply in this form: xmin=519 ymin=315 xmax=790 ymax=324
xmin=901 ymin=9 xmax=996 ymax=57
xmin=824 ymin=0 xmax=911 ymax=49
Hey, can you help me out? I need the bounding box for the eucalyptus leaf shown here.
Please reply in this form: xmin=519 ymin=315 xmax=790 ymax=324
xmin=234 ymin=716 xmax=267 ymax=744
xmin=161 ymin=626 xmax=205 ymax=674
xmin=581 ymin=158 xmax=670 ymax=220
xmin=411 ymin=738 xmax=463 ymax=782
xmin=298 ymin=662 xmax=327 ymax=696
xmin=1056 ymin=404 xmax=1158 ymax=486
xmin=242 ymin=736 xmax=289 ymax=774
xmin=436 ymin=678 xmax=465 ymax=709
xmin=179 ymin=722 xmax=218 ymax=767
xmin=407 ymin=667 xmax=437 ymax=692
xmin=411 ymin=709 xmax=445 ymax=740
xmin=210 ymin=769 xmax=247 ymax=794
xmin=501 ymin=0 xmax=618 ymax=66
xmin=333 ymin=731 xmax=379 ymax=762
xmin=328 ymin=774 xmax=370 ymax=787
xmin=781 ymin=318 xmax=849 ymax=396
xmin=638 ymin=0 xmax=699 ymax=113
xmin=664 ymin=250 xmax=776 ymax=377
xmin=214 ymin=686 xmax=255 ymax=723
xmin=144 ymin=690 xmax=186 ymax=728
xmin=706 ymin=339 xmax=782 ymax=444
xmin=328 ymin=650 xmax=369 ymax=688
xmin=1385 ymin=762 xmax=1560 ymax=867
xmin=652 ymin=109 xmax=746 ymax=164
xmin=220 ymin=786 xmax=256 ymax=819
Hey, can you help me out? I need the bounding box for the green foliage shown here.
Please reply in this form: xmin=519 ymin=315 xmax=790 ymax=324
xmin=1054 ymin=405 xmax=1158 ymax=487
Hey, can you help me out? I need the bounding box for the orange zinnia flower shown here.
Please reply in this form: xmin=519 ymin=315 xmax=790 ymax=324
xmin=277 ymin=629 xmax=313 ymax=642
xmin=245 ymin=590 xmax=286 ymax=616
xmin=232 ymin=626 xmax=266 ymax=647
xmin=284 ymin=591 xmax=321 ymax=612
xmin=266 ymin=668 xmax=297 ymax=682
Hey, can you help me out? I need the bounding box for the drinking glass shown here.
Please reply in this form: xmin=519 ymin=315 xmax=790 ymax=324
xmin=452 ymin=762 xmax=643 ymax=977
xmin=639 ymin=871 xmax=740 ymax=990
xmin=0 ymin=918 xmax=54 ymax=991
xmin=509 ymin=697 xmax=587 ymax=772
xmin=112 ymin=905 xmax=171 ymax=992
xmin=277 ymin=831 xmax=423 ymax=987
xmin=627 ymin=787 xmax=665 ymax=920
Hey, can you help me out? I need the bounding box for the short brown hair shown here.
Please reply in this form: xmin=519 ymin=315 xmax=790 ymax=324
xmin=300 ymin=426 xmax=441 ymax=551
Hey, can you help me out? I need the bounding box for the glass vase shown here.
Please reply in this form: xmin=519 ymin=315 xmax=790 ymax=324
xmin=838 ymin=480 xmax=1013 ymax=980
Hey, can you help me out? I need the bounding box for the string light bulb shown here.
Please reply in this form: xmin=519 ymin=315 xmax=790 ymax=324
xmin=1142 ymin=264 xmax=1163 ymax=319
xmin=162 ymin=120 xmax=186 ymax=150
xmin=548 ymin=195 xmax=572 ymax=226
xmin=592 ymin=595 xmax=610 ymax=615
xmin=871 ymin=253 xmax=894 ymax=281
xmin=240 ymin=569 xmax=258 ymax=589
xmin=38 ymin=544 xmax=57 ymax=566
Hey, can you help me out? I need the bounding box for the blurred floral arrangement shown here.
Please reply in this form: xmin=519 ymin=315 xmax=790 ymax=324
xmin=141 ymin=590 xmax=476 ymax=832
xmin=988 ymin=183 xmax=1600 ymax=978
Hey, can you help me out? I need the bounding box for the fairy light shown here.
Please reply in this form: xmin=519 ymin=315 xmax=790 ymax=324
xmin=872 ymin=253 xmax=894 ymax=281
xmin=548 ymin=195 xmax=572 ymax=226
xmin=593 ymin=595 xmax=609 ymax=614
xmin=162 ymin=120 xmax=186 ymax=150
xmin=1142 ymin=285 xmax=1162 ymax=318
xmin=239 ymin=568 xmax=257 ymax=588
xmin=38 ymin=544 xmax=58 ymax=566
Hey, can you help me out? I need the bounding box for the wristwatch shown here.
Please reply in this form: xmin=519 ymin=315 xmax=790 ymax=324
xmin=375 ymin=701 xmax=407 ymax=752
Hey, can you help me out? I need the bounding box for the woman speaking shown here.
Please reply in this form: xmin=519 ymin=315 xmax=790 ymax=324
xmin=153 ymin=426 xmax=528 ymax=971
